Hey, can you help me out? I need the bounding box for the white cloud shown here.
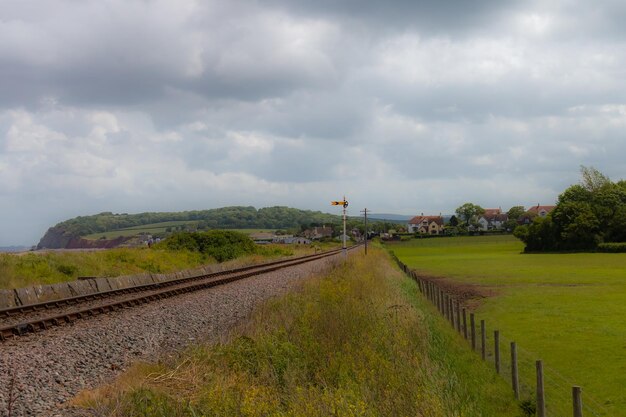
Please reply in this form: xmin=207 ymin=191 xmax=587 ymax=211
xmin=5 ymin=110 xmax=67 ymax=152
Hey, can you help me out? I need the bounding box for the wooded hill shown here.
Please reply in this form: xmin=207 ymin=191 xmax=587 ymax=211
xmin=37 ymin=206 xmax=341 ymax=249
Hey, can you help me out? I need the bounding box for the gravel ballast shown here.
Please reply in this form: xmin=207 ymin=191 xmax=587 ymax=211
xmin=0 ymin=254 xmax=343 ymax=416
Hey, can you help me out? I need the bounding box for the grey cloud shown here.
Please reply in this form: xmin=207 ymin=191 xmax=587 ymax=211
xmin=264 ymin=0 xmax=525 ymax=35
xmin=2 ymin=0 xmax=626 ymax=245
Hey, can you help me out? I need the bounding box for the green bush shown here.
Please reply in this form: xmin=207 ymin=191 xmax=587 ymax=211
xmin=597 ymin=242 xmax=626 ymax=253
xmin=159 ymin=230 xmax=257 ymax=262
xmin=56 ymin=264 xmax=77 ymax=276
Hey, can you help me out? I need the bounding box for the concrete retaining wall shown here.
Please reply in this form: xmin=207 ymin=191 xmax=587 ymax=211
xmin=0 ymin=262 xmax=224 ymax=310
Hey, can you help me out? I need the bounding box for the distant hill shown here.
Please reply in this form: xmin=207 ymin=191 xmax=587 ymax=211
xmin=37 ymin=206 xmax=342 ymax=249
xmin=369 ymin=213 xmax=412 ymax=222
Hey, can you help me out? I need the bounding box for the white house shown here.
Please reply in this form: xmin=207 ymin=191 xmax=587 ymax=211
xmin=477 ymin=208 xmax=508 ymax=231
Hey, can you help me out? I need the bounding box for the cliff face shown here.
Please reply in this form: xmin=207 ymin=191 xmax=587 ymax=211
xmin=37 ymin=228 xmax=130 ymax=249
xmin=37 ymin=227 xmax=73 ymax=249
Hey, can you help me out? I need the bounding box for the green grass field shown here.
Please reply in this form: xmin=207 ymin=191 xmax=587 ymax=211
xmin=82 ymin=221 xmax=201 ymax=239
xmin=392 ymin=235 xmax=626 ymax=416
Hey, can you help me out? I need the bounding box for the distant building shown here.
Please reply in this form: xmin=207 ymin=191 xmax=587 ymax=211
xmin=407 ymin=215 xmax=445 ymax=235
xmin=303 ymin=226 xmax=333 ymax=240
xmin=272 ymin=236 xmax=311 ymax=244
xmin=527 ymin=205 xmax=556 ymax=217
xmin=518 ymin=204 xmax=556 ymax=225
xmin=250 ymin=232 xmax=275 ymax=243
xmin=477 ymin=208 xmax=508 ymax=231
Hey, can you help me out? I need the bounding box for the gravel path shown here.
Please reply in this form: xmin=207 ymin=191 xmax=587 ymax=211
xmin=0 ymin=254 xmax=343 ymax=416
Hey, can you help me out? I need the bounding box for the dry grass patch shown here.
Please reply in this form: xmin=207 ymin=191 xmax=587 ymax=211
xmin=76 ymin=249 xmax=521 ymax=417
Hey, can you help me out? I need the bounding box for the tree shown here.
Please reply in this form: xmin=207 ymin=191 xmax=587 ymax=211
xmin=514 ymin=216 xmax=558 ymax=252
xmin=455 ymin=203 xmax=485 ymax=226
xmin=448 ymin=215 xmax=459 ymax=227
xmin=504 ymin=206 xmax=525 ymax=231
xmin=514 ymin=167 xmax=626 ymax=252
xmin=580 ymin=165 xmax=610 ymax=192
xmin=551 ymin=201 xmax=600 ymax=250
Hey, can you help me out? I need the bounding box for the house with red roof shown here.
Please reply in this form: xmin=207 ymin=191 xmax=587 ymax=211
xmin=527 ymin=205 xmax=556 ymax=217
xmin=407 ymin=215 xmax=445 ymax=235
xmin=518 ymin=204 xmax=556 ymax=225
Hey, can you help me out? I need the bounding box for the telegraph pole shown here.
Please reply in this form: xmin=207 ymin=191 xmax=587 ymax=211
xmin=360 ymin=208 xmax=368 ymax=255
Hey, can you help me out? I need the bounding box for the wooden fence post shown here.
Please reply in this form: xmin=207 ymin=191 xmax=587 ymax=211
xmin=448 ymin=298 xmax=454 ymax=326
xmin=430 ymin=282 xmax=434 ymax=302
xmin=440 ymin=290 xmax=445 ymax=316
xmin=536 ymin=360 xmax=546 ymax=417
xmin=430 ymin=283 xmax=434 ymax=304
xmin=430 ymin=283 xmax=434 ymax=302
xmin=462 ymin=308 xmax=468 ymax=340
xmin=437 ymin=288 xmax=441 ymax=312
xmin=573 ymin=386 xmax=583 ymax=417
xmin=455 ymin=301 xmax=461 ymax=333
xmin=511 ymin=342 xmax=519 ymax=400
xmin=480 ymin=320 xmax=486 ymax=360
xmin=438 ymin=289 xmax=443 ymax=314
xmin=494 ymin=330 xmax=500 ymax=374
xmin=470 ymin=313 xmax=476 ymax=350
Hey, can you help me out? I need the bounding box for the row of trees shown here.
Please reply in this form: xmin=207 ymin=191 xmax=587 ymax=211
xmin=44 ymin=206 xmax=342 ymax=239
xmin=514 ymin=167 xmax=626 ymax=251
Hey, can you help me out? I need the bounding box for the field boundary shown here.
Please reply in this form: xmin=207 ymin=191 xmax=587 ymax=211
xmin=390 ymin=251 xmax=609 ymax=417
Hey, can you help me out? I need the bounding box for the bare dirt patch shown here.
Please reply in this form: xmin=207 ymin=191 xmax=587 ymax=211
xmin=411 ymin=270 xmax=499 ymax=310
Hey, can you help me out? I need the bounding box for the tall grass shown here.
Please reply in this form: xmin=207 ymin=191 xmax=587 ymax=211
xmin=76 ymin=249 xmax=521 ymax=416
xmin=0 ymin=244 xmax=305 ymax=290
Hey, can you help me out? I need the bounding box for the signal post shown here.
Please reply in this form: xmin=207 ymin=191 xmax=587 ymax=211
xmin=331 ymin=197 xmax=349 ymax=258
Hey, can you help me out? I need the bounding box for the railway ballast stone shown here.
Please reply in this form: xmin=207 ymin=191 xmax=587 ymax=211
xmin=0 ymin=253 xmax=344 ymax=416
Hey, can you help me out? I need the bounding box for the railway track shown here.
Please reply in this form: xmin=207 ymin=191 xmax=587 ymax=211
xmin=0 ymin=246 xmax=356 ymax=341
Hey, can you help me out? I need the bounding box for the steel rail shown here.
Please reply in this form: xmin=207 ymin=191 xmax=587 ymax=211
xmin=0 ymin=248 xmax=345 ymax=318
xmin=0 ymin=245 xmax=357 ymax=341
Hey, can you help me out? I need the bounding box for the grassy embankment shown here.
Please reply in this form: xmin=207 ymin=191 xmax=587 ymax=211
xmin=0 ymin=243 xmax=331 ymax=290
xmin=75 ymin=248 xmax=521 ymax=417
xmin=392 ymin=235 xmax=626 ymax=416
xmin=82 ymin=222 xmax=276 ymax=240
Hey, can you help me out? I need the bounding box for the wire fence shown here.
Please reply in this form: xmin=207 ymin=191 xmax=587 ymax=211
xmin=391 ymin=254 xmax=613 ymax=417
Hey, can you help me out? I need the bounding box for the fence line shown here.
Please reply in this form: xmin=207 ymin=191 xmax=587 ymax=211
xmin=389 ymin=252 xmax=610 ymax=417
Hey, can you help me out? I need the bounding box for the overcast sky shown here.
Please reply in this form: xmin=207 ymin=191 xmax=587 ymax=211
xmin=1 ymin=0 xmax=626 ymax=245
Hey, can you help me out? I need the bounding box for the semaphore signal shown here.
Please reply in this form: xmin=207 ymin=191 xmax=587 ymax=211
xmin=331 ymin=196 xmax=348 ymax=257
